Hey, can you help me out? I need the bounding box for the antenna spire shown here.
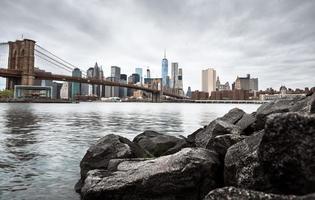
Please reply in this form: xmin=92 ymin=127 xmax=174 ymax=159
xmin=164 ymin=49 xmax=166 ymax=59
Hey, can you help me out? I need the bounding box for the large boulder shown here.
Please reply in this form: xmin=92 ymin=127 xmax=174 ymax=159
xmin=194 ymin=120 xmax=241 ymax=148
xmin=224 ymin=131 xmax=269 ymax=190
xmin=133 ymin=131 xmax=189 ymax=157
xmin=254 ymin=98 xmax=296 ymax=131
xmin=79 ymin=134 xmax=151 ymax=181
xmin=81 ymin=148 xmax=221 ymax=200
xmin=310 ymin=93 xmax=315 ymax=113
xmin=206 ymin=134 xmax=247 ymax=161
xmin=258 ymin=112 xmax=315 ymax=195
xmin=203 ymin=187 xmax=315 ymax=200
xmin=235 ymin=112 xmax=256 ymax=135
xmin=218 ymin=108 xmax=245 ymax=124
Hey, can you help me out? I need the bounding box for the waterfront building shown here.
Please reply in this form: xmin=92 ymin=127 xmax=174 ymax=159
xmin=71 ymin=68 xmax=82 ymax=99
xmin=191 ymin=90 xmax=209 ymax=100
xmin=186 ymin=86 xmax=192 ymax=98
xmin=52 ymin=82 xmax=63 ymax=99
xmin=110 ymin=66 xmax=121 ymax=97
xmin=119 ymin=74 xmax=128 ymax=98
xmin=216 ymin=77 xmax=231 ymax=91
xmin=161 ymin=50 xmax=168 ymax=88
xmin=171 ymin=62 xmax=179 ymax=89
xmin=60 ymin=82 xmax=70 ymax=99
xmin=86 ymin=67 xmax=94 ymax=96
xmin=202 ymin=68 xmax=216 ymax=94
xmin=235 ymin=74 xmax=258 ymax=91
xmin=146 ymin=68 xmax=151 ymax=79
xmin=81 ymin=83 xmax=89 ymax=96
xmin=93 ymin=63 xmax=101 ymax=97
xmin=135 ymin=68 xmax=143 ymax=85
xmin=178 ymin=68 xmax=183 ymax=90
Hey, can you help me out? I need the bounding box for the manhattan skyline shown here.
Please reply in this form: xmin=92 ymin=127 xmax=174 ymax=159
xmin=0 ymin=0 xmax=315 ymax=91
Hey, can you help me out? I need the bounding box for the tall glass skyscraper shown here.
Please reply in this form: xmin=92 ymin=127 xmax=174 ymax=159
xmin=135 ymin=68 xmax=143 ymax=84
xmin=161 ymin=50 xmax=168 ymax=88
xmin=71 ymin=68 xmax=82 ymax=99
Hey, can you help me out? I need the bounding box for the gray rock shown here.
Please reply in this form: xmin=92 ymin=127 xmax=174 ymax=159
xmin=206 ymin=134 xmax=247 ymax=161
xmin=203 ymin=187 xmax=315 ymax=200
xmin=81 ymin=148 xmax=221 ymax=200
xmin=133 ymin=130 xmax=189 ymax=157
xmin=310 ymin=93 xmax=315 ymax=113
xmin=219 ymin=108 xmax=245 ymax=124
xmin=258 ymin=112 xmax=315 ymax=195
xmin=236 ymin=112 xmax=256 ymax=135
xmin=80 ymin=134 xmax=150 ymax=181
xmin=194 ymin=119 xmax=241 ymax=148
xmin=254 ymin=98 xmax=295 ymax=131
xmin=224 ymin=131 xmax=269 ymax=190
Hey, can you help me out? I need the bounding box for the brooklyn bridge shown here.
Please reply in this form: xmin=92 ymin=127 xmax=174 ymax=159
xmin=0 ymin=39 xmax=186 ymax=102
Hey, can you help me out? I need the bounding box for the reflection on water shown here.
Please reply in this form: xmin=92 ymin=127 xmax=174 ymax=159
xmin=0 ymin=102 xmax=259 ymax=200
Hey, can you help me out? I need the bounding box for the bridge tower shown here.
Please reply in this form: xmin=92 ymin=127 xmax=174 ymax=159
xmin=6 ymin=39 xmax=35 ymax=89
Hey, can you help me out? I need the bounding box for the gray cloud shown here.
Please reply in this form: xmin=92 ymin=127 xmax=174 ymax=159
xmin=0 ymin=0 xmax=314 ymax=90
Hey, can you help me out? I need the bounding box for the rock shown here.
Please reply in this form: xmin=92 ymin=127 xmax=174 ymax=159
xmin=254 ymin=97 xmax=301 ymax=131
xmin=80 ymin=134 xmax=151 ymax=181
xmin=310 ymin=93 xmax=315 ymax=113
xmin=203 ymin=187 xmax=315 ymax=200
xmin=258 ymin=112 xmax=315 ymax=195
xmin=187 ymin=127 xmax=204 ymax=146
xmin=194 ymin=120 xmax=241 ymax=148
xmin=133 ymin=130 xmax=189 ymax=157
xmin=235 ymin=112 xmax=256 ymax=135
xmin=224 ymin=131 xmax=269 ymax=190
xmin=206 ymin=134 xmax=247 ymax=161
xmin=81 ymin=148 xmax=221 ymax=200
xmin=219 ymin=108 xmax=245 ymax=124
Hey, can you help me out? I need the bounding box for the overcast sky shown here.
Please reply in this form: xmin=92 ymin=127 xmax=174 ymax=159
xmin=0 ymin=0 xmax=315 ymax=91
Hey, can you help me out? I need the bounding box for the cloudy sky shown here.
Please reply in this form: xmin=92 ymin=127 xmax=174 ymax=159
xmin=0 ymin=0 xmax=315 ymax=91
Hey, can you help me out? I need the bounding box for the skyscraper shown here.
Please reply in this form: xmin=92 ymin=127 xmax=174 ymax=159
xmin=171 ymin=62 xmax=179 ymax=89
xmin=202 ymin=68 xmax=216 ymax=94
xmin=135 ymin=68 xmax=143 ymax=84
xmin=146 ymin=68 xmax=151 ymax=79
xmin=111 ymin=66 xmax=121 ymax=97
xmin=119 ymin=74 xmax=127 ymax=98
xmin=71 ymin=68 xmax=82 ymax=99
xmin=161 ymin=50 xmax=168 ymax=88
xmin=87 ymin=67 xmax=94 ymax=96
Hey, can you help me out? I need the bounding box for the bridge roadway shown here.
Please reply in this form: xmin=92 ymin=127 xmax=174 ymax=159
xmin=0 ymin=68 xmax=185 ymax=99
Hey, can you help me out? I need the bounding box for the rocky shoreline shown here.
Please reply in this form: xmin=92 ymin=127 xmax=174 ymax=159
xmin=75 ymin=89 xmax=315 ymax=200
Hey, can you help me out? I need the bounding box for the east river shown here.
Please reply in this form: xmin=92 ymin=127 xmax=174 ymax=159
xmin=0 ymin=102 xmax=259 ymax=200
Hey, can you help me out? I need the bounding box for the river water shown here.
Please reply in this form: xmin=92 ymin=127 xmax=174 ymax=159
xmin=0 ymin=102 xmax=259 ymax=200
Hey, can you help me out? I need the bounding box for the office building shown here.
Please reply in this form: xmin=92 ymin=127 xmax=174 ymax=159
xmin=110 ymin=66 xmax=121 ymax=97
xmin=119 ymin=74 xmax=127 ymax=98
xmin=135 ymin=68 xmax=143 ymax=84
xmin=235 ymin=74 xmax=258 ymax=91
xmin=161 ymin=50 xmax=168 ymax=88
xmin=202 ymin=68 xmax=216 ymax=94
xmin=86 ymin=67 xmax=94 ymax=96
xmin=60 ymin=82 xmax=70 ymax=99
xmin=171 ymin=62 xmax=178 ymax=89
xmin=146 ymin=68 xmax=151 ymax=79
xmin=216 ymin=77 xmax=231 ymax=91
xmin=186 ymin=86 xmax=192 ymax=98
xmin=71 ymin=68 xmax=82 ymax=99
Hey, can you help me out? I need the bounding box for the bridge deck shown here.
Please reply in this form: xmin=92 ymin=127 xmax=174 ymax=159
xmin=0 ymin=68 xmax=186 ymax=99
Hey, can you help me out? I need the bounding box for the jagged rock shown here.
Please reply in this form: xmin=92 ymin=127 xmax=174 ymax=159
xmin=206 ymin=134 xmax=246 ymax=161
xmin=203 ymin=187 xmax=315 ymax=200
xmin=81 ymin=148 xmax=221 ymax=200
xmin=258 ymin=112 xmax=315 ymax=195
xmin=310 ymin=93 xmax=315 ymax=113
xmin=224 ymin=131 xmax=269 ymax=190
xmin=194 ymin=120 xmax=241 ymax=148
xmin=219 ymin=108 xmax=245 ymax=124
xmin=133 ymin=130 xmax=189 ymax=157
xmin=79 ymin=134 xmax=151 ymax=181
xmin=236 ymin=112 xmax=256 ymax=135
xmin=254 ymin=97 xmax=304 ymax=131
xmin=186 ymin=127 xmax=204 ymax=146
